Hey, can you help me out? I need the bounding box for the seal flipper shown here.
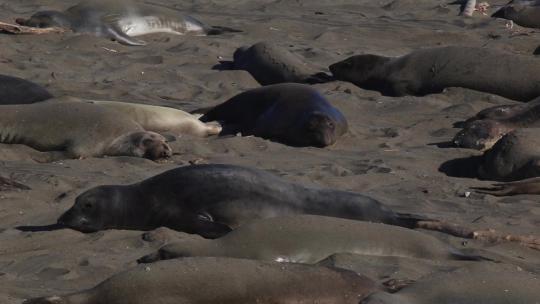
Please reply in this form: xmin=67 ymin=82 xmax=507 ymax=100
xmin=106 ymin=26 xmax=147 ymax=46
xmin=191 ymin=215 xmax=232 ymax=239
xmin=206 ymin=26 xmax=243 ymax=35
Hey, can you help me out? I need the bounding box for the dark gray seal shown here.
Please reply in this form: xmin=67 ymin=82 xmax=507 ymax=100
xmin=492 ymin=1 xmax=540 ymax=29
xmin=24 ymin=257 xmax=378 ymax=304
xmin=329 ymin=46 xmax=540 ymax=101
xmin=453 ymin=98 xmax=540 ymax=150
xmin=232 ymin=42 xmax=330 ymax=85
xmin=199 ymin=83 xmax=348 ymax=147
xmin=16 ymin=0 xmax=241 ymax=46
xmin=0 ymin=101 xmax=172 ymax=160
xmin=138 ymin=215 xmax=484 ymax=264
xmin=478 ymin=128 xmax=540 ymax=181
xmin=57 ymin=164 xmax=425 ymax=238
xmin=0 ymin=75 xmax=52 ymax=104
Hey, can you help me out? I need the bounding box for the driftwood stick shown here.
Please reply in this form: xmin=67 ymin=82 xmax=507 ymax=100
xmin=417 ymin=220 xmax=540 ymax=250
xmin=0 ymin=21 xmax=68 ymax=35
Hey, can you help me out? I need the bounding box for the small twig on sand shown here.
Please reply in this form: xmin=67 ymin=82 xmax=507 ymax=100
xmin=0 ymin=21 xmax=68 ymax=35
xmin=0 ymin=176 xmax=31 ymax=191
xmin=417 ymin=220 xmax=540 ymax=251
xmin=461 ymin=0 xmax=477 ymax=16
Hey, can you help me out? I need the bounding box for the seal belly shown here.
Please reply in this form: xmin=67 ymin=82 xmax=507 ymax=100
xmin=117 ymin=16 xmax=204 ymax=36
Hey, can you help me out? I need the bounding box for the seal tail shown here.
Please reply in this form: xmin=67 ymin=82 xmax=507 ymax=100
xmin=393 ymin=212 xmax=431 ymax=229
xmin=206 ymin=25 xmax=243 ymax=35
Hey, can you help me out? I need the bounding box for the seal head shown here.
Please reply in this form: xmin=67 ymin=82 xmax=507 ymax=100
xmin=453 ymin=120 xmax=510 ymax=150
xmin=329 ymin=55 xmax=392 ymax=91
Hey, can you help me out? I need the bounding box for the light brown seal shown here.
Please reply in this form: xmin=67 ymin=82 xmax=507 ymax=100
xmin=24 ymin=257 xmax=379 ymax=304
xmin=0 ymin=102 xmax=171 ymax=160
xmin=138 ymin=215 xmax=484 ymax=264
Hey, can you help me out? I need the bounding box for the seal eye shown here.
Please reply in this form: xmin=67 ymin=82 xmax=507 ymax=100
xmin=84 ymin=203 xmax=93 ymax=210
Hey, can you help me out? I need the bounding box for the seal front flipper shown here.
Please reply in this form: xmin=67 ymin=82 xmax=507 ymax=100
xmin=189 ymin=214 xmax=232 ymax=239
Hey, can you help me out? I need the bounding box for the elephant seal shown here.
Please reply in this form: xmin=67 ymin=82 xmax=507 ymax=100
xmin=232 ymin=42 xmax=330 ymax=85
xmin=0 ymin=75 xmax=52 ymax=104
xmin=16 ymin=0 xmax=241 ymax=46
xmin=361 ymin=263 xmax=540 ymax=304
xmin=478 ymin=128 xmax=540 ymax=181
xmin=329 ymin=46 xmax=540 ymax=101
xmin=199 ymin=83 xmax=348 ymax=147
xmin=492 ymin=1 xmax=540 ymax=29
xmin=138 ymin=215 xmax=484 ymax=264
xmin=67 ymin=98 xmax=221 ymax=137
xmin=0 ymin=102 xmax=171 ymax=160
xmin=473 ymin=176 xmax=540 ymax=196
xmin=24 ymin=257 xmax=378 ymax=304
xmin=57 ymin=164 xmax=426 ymax=238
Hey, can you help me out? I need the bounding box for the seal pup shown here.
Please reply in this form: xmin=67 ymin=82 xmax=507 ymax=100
xmin=329 ymin=46 xmax=540 ymax=101
xmin=0 ymin=102 xmax=171 ymax=160
xmin=478 ymin=128 xmax=540 ymax=181
xmin=23 ymin=257 xmax=378 ymax=304
xmin=138 ymin=215 xmax=484 ymax=264
xmin=57 ymin=98 xmax=222 ymax=137
xmin=473 ymin=176 xmax=540 ymax=196
xmin=492 ymin=1 xmax=540 ymax=29
xmin=0 ymin=75 xmax=52 ymax=104
xmin=361 ymin=263 xmax=540 ymax=304
xmin=232 ymin=42 xmax=331 ymax=85
xmin=57 ymin=164 xmax=426 ymax=238
xmin=16 ymin=0 xmax=241 ymax=46
xmin=200 ymin=83 xmax=348 ymax=147
xmin=453 ymin=98 xmax=540 ymax=150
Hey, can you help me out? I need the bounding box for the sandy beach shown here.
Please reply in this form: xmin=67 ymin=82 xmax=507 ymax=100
xmin=0 ymin=0 xmax=539 ymax=302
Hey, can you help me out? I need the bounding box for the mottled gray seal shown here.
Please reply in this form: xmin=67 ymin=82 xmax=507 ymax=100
xmin=361 ymin=263 xmax=540 ymax=304
xmin=329 ymin=46 xmax=540 ymax=101
xmin=478 ymin=128 xmax=540 ymax=181
xmin=492 ymin=1 xmax=540 ymax=29
xmin=138 ymin=215 xmax=483 ymax=264
xmin=200 ymin=83 xmax=348 ymax=147
xmin=0 ymin=74 xmax=52 ymax=104
xmin=232 ymin=42 xmax=330 ymax=85
xmin=16 ymin=0 xmax=241 ymax=46
xmin=57 ymin=164 xmax=425 ymax=238
xmin=0 ymin=102 xmax=171 ymax=160
xmin=24 ymin=257 xmax=378 ymax=304
xmin=452 ymin=98 xmax=540 ymax=150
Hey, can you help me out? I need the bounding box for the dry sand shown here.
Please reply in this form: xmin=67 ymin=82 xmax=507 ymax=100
xmin=0 ymin=0 xmax=539 ymax=303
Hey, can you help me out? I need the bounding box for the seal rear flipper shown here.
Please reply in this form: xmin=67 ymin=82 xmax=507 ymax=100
xmin=206 ymin=25 xmax=243 ymax=35
xmin=449 ymin=248 xmax=493 ymax=261
xmin=393 ymin=212 xmax=432 ymax=229
xmin=106 ymin=27 xmax=147 ymax=46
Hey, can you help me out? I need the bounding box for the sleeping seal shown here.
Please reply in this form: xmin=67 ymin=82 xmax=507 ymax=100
xmin=361 ymin=263 xmax=540 ymax=304
xmin=478 ymin=128 xmax=540 ymax=181
xmin=232 ymin=42 xmax=330 ymax=85
xmin=0 ymin=75 xmax=52 ymax=104
xmin=329 ymin=46 xmax=540 ymax=101
xmin=24 ymin=257 xmax=378 ymax=304
xmin=492 ymin=1 xmax=540 ymax=29
xmin=57 ymin=164 xmax=425 ymax=238
xmin=75 ymin=99 xmax=222 ymax=137
xmin=453 ymin=98 xmax=540 ymax=150
xmin=199 ymin=83 xmax=348 ymax=147
xmin=0 ymin=102 xmax=171 ymax=160
xmin=473 ymin=176 xmax=540 ymax=196
xmin=138 ymin=215 xmax=483 ymax=264
xmin=16 ymin=0 xmax=241 ymax=46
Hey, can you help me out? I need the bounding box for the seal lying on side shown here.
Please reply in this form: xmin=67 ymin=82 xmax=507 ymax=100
xmin=24 ymin=257 xmax=378 ymax=304
xmin=361 ymin=263 xmax=540 ymax=304
xmin=453 ymin=98 xmax=540 ymax=150
xmin=199 ymin=83 xmax=348 ymax=147
xmin=0 ymin=102 xmax=171 ymax=160
xmin=492 ymin=1 xmax=540 ymax=29
xmin=0 ymin=75 xmax=52 ymax=104
xmin=473 ymin=176 xmax=540 ymax=196
xmin=478 ymin=128 xmax=540 ymax=181
xmin=16 ymin=0 xmax=241 ymax=46
xmin=76 ymin=99 xmax=222 ymax=137
xmin=57 ymin=164 xmax=425 ymax=238
xmin=329 ymin=46 xmax=540 ymax=101
xmin=232 ymin=42 xmax=330 ymax=85
xmin=138 ymin=215 xmax=483 ymax=264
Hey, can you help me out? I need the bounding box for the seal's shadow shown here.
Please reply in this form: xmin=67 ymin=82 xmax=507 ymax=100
xmin=16 ymin=223 xmax=66 ymax=232
xmin=212 ymin=61 xmax=234 ymax=71
xmin=438 ymin=155 xmax=482 ymax=179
